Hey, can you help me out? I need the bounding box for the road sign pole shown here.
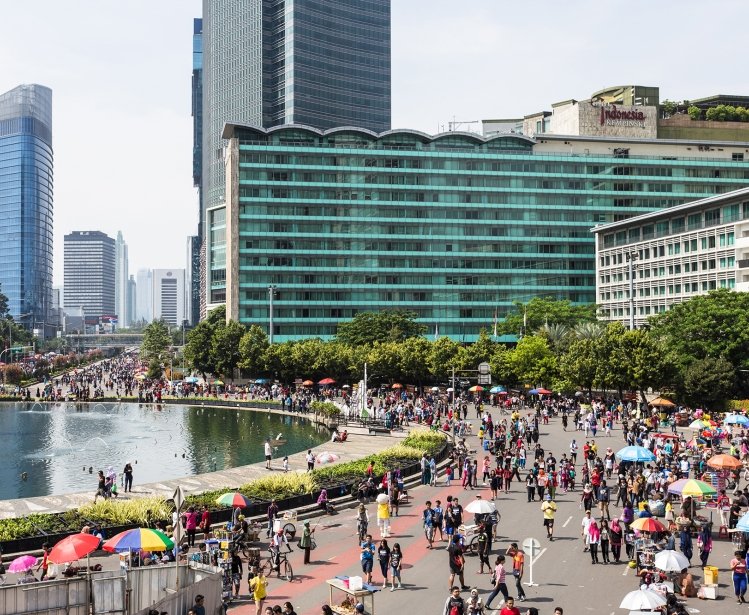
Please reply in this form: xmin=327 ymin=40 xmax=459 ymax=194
xmin=522 ymin=536 xmax=540 ymax=587
xmin=173 ymin=486 xmax=185 ymax=590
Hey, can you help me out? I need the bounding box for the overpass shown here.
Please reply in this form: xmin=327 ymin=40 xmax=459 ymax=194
xmin=65 ymin=333 xmax=144 ymax=350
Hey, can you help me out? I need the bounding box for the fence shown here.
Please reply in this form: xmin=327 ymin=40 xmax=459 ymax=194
xmin=0 ymin=564 xmax=222 ymax=615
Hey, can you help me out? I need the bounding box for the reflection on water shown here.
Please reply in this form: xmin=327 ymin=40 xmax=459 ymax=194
xmin=0 ymin=402 xmax=328 ymax=500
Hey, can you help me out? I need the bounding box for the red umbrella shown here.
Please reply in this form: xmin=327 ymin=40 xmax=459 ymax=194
xmin=48 ymin=533 xmax=100 ymax=564
xmin=536 ymin=388 xmax=552 ymax=395
xmin=318 ymin=377 xmax=336 ymax=385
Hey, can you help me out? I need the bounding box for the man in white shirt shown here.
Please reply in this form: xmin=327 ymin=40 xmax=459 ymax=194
xmin=580 ymin=510 xmax=593 ymax=551
xmin=264 ymin=440 xmax=273 ymax=469
xmin=679 ymin=456 xmax=690 ymax=478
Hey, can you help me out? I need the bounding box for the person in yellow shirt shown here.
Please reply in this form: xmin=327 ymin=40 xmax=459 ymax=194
xmin=249 ymin=570 xmax=268 ymax=615
xmin=541 ymin=494 xmax=558 ymax=541
xmin=377 ymin=497 xmax=391 ymax=538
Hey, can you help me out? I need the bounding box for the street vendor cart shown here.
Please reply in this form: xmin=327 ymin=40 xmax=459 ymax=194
xmin=327 ymin=577 xmax=378 ymax=615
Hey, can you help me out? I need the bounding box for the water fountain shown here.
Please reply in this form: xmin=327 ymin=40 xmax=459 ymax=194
xmin=92 ymin=402 xmax=108 ymax=411
xmin=80 ymin=437 xmax=110 ymax=452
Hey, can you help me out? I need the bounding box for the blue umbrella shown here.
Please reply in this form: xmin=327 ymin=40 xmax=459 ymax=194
xmin=184 ymin=376 xmax=199 ymax=384
xmin=724 ymin=414 xmax=749 ymax=426
xmin=528 ymin=388 xmax=539 ymax=395
xmin=254 ymin=378 xmax=271 ymax=384
xmin=616 ymin=445 xmax=656 ymax=463
xmin=737 ymin=512 xmax=749 ymax=533
xmin=490 ymin=386 xmax=506 ymax=394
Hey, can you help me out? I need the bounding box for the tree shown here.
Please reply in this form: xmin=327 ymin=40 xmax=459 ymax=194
xmin=427 ymin=337 xmax=465 ymax=381
xmin=649 ymin=289 xmax=749 ymax=372
xmin=594 ymin=322 xmax=631 ymax=396
xmin=497 ymin=298 xmax=597 ymax=337
xmin=184 ymin=321 xmax=218 ymax=377
xmin=336 ymin=310 xmax=426 ymax=346
xmin=365 ymin=341 xmax=401 ymax=383
xmin=560 ymin=338 xmax=598 ymax=394
xmin=537 ymin=323 xmax=570 ymax=354
xmin=140 ymin=319 xmax=171 ymax=363
xmin=687 ymin=105 xmax=702 ymax=121
xmin=679 ymin=357 xmax=735 ymax=409
xmin=212 ymin=320 xmax=246 ymax=379
xmin=463 ymin=329 xmax=496 ymax=367
xmin=397 ymin=337 xmax=433 ymax=384
xmin=505 ymin=336 xmax=557 ymax=387
xmin=238 ymin=324 xmax=270 ymax=376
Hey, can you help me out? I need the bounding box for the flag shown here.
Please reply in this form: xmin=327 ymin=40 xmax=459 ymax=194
xmin=493 ymin=310 xmax=498 ymax=337
xmin=434 ymin=322 xmax=439 ymax=340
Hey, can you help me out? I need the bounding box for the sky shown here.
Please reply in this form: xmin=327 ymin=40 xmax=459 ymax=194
xmin=2 ymin=0 xmax=747 ymax=285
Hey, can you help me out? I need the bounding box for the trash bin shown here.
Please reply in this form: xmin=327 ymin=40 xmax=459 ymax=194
xmin=703 ymin=565 xmax=719 ymax=585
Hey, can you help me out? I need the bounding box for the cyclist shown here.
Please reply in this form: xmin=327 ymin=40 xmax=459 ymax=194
xmin=356 ymin=504 xmax=369 ymax=542
xmin=270 ymin=528 xmax=289 ymax=570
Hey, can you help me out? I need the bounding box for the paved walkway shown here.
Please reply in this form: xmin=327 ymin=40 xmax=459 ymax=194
xmin=0 ymin=406 xmax=406 ymax=519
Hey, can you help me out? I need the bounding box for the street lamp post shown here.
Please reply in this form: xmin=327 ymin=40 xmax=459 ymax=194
xmin=627 ymin=252 xmax=639 ymax=330
xmin=268 ymin=285 xmax=277 ymax=345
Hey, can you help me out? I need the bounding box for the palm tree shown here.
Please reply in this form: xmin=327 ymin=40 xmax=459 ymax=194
xmin=537 ymin=323 xmax=570 ymax=352
xmin=572 ymin=321 xmax=604 ymax=340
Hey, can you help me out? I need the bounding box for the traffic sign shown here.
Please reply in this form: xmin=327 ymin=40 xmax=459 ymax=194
xmin=477 ymin=374 xmax=491 ymax=385
xmin=477 ymin=361 xmax=491 ymax=375
xmin=522 ymin=537 xmax=541 ymax=556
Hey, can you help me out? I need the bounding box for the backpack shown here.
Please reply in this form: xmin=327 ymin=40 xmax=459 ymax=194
xmin=449 ymin=596 xmax=464 ymax=615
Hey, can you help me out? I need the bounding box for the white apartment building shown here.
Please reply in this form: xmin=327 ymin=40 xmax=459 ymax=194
xmin=593 ymin=187 xmax=749 ymax=328
xmin=152 ymin=269 xmax=187 ymax=328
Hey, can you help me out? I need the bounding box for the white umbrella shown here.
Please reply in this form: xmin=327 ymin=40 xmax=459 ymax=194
xmin=431 ymin=386 xmax=439 ymax=392
xmin=619 ymin=589 xmax=667 ymax=610
xmin=446 ymin=387 xmax=454 ymax=392
xmin=316 ymin=452 xmax=340 ymax=464
xmin=376 ymin=493 xmax=390 ymax=504
xmin=464 ymin=499 xmax=496 ymax=514
xmin=654 ymin=549 xmax=689 ymax=572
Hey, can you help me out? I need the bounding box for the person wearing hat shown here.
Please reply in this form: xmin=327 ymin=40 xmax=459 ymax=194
xmin=466 ymin=588 xmax=484 ymax=615
xmin=541 ymin=494 xmax=558 ymax=540
xmin=354 ymin=603 xmax=365 ymax=614
xmin=299 ymin=519 xmax=315 ymax=565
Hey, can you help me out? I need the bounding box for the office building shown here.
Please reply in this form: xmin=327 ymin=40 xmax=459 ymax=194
xmin=135 ymin=269 xmax=153 ymax=323
xmin=114 ymin=231 xmax=130 ymax=326
xmin=191 ymin=18 xmax=205 ymax=321
xmin=217 ymin=123 xmax=749 ymax=342
xmin=0 ymin=84 xmax=53 ymax=333
xmin=127 ymin=275 xmax=137 ymax=329
xmin=594 ymin=187 xmax=749 ymax=328
xmin=152 ymin=269 xmax=187 ymax=328
xmin=187 ymin=236 xmax=200 ymax=325
xmin=63 ymin=231 xmax=116 ymax=319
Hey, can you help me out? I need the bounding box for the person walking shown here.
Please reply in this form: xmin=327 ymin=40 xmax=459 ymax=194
xmin=423 ymin=501 xmax=436 ymax=549
xmin=123 ymin=462 xmax=133 ymax=492
xmin=609 ymin=519 xmax=623 ymax=563
xmin=476 ymin=522 xmax=490 ymax=574
xmin=498 ymin=596 xmax=521 ymax=615
xmin=448 ymin=535 xmax=468 ymax=590
xmin=306 ymin=450 xmax=315 ymax=472
xmin=264 ymin=440 xmax=273 ymax=469
xmin=697 ymin=523 xmax=713 ymax=567
xmin=267 ymin=499 xmax=279 ymax=538
xmin=599 ymin=519 xmax=611 ymax=564
xmin=360 ymin=534 xmax=376 ymax=585
xmin=506 ymin=543 xmax=526 ymax=601
xmin=389 ymin=543 xmax=403 ymax=590
xmin=183 ymin=506 xmax=199 ymax=547
xmin=249 ymin=570 xmax=268 ymax=615
xmin=731 ymin=550 xmax=748 ymax=604
xmin=587 ymin=518 xmax=601 ymax=564
xmin=377 ymin=539 xmax=391 ymax=588
xmin=679 ymin=527 xmax=693 ymax=565
xmin=525 ymin=472 xmax=537 ymax=503
xmin=443 ymin=587 xmax=465 ymax=615
xmin=598 ymin=480 xmax=611 ymax=520
xmin=377 ymin=495 xmax=391 ymax=538
xmin=299 ymin=520 xmax=314 ymax=565
xmin=484 ymin=555 xmax=510 ymax=610
xmin=541 ymin=494 xmax=557 ymax=540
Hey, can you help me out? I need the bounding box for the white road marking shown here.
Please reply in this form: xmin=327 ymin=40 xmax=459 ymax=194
xmin=327 ymin=556 xmax=336 ymax=561
xmin=562 ymin=515 xmax=573 ymax=528
xmin=622 ymin=566 xmax=629 ymax=576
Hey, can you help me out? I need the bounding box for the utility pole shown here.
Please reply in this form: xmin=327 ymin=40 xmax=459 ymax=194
xmin=627 ymin=252 xmax=639 ymax=330
xmin=362 ymin=362 xmax=368 ymax=417
xmin=268 ymin=285 xmax=277 ymax=345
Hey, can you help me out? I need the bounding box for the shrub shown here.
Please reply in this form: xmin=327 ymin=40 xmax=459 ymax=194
xmin=310 ymin=401 xmax=340 ymax=417
xmin=402 ymin=429 xmax=447 ymax=454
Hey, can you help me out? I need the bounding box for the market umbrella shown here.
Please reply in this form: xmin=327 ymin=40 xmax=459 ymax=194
xmin=649 ymin=397 xmax=675 ymax=407
xmin=707 ymin=454 xmax=742 ymax=470
xmin=431 ymin=386 xmax=440 ymax=392
xmin=316 ymin=452 xmax=340 ymax=464
xmin=216 ymin=492 xmax=251 ymax=508
xmin=464 ymin=498 xmax=497 ymax=514
xmin=48 ymin=533 xmax=100 ymax=564
xmin=489 ymin=386 xmax=506 ymax=394
xmin=255 ymin=378 xmax=271 ymax=384
xmin=536 ymin=387 xmax=552 ymax=395
xmin=528 ymin=388 xmax=540 ymax=395
xmin=667 ymin=478 xmax=717 ymax=499
xmin=615 ymin=446 xmax=656 ymax=463
xmin=724 ymin=414 xmax=749 ymax=426
xmin=103 ymin=528 xmax=174 ymax=553
xmin=391 ymin=383 xmax=403 ymax=389
xmin=654 ymin=549 xmax=690 ymax=572
xmin=629 ymin=517 xmax=666 ymax=533
xmin=212 ymin=380 xmax=224 ymax=386
xmin=689 ymin=419 xmax=709 ymax=429
xmin=619 ymin=588 xmax=667 ymax=610
xmin=468 ymin=385 xmax=484 ymax=393
xmin=302 ymin=380 xmax=314 ymax=386
xmin=8 ymin=555 xmax=38 ymax=573
xmin=736 ymin=512 xmax=749 ymax=533
xmin=184 ymin=376 xmax=199 ymax=384
xmin=446 ymin=387 xmax=454 ymax=392
xmin=318 ymin=377 xmax=336 ymax=385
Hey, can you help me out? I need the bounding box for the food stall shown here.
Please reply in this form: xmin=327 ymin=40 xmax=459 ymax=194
xmin=326 ymin=577 xmax=378 ymax=615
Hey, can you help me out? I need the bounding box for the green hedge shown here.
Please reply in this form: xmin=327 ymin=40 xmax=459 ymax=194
xmin=310 ymin=401 xmax=340 ymax=417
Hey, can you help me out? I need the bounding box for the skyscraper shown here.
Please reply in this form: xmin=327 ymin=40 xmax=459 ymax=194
xmin=198 ymin=1 xmax=391 ymax=316
xmin=114 ymin=231 xmax=130 ymax=326
xmin=152 ymin=269 xmax=187 ymax=328
xmin=0 ymin=84 xmax=54 ymax=334
xmin=135 ymin=269 xmax=153 ymax=323
xmin=63 ymin=231 xmax=116 ymax=319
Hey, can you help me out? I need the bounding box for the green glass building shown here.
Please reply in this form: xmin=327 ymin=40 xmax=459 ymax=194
xmin=214 ymin=124 xmax=749 ymax=341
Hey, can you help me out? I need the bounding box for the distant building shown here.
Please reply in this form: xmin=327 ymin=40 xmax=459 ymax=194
xmin=152 ymin=269 xmax=186 ymax=327
xmin=187 ymin=235 xmax=200 ymax=325
xmin=115 ymin=231 xmax=130 ymax=327
xmin=135 ymin=269 xmax=153 ymax=323
xmin=126 ymin=275 xmax=137 ymax=329
xmin=0 ymin=84 xmax=54 ymax=334
xmin=594 ymin=187 xmax=749 ymax=328
xmin=63 ymin=231 xmax=116 ymax=320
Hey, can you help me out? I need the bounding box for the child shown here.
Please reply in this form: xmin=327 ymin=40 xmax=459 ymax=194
xmin=283 ymin=456 xmax=289 ymax=473
xmin=445 ymin=463 xmax=452 ymax=486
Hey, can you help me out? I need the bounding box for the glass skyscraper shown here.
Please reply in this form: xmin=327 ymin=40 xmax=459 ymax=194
xmin=0 ymin=84 xmax=53 ymax=333
xmin=220 ymin=124 xmax=749 ymax=342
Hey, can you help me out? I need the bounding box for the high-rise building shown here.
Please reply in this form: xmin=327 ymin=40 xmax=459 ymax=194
xmin=135 ymin=269 xmax=153 ymax=323
xmin=126 ymin=275 xmax=137 ymax=329
xmin=63 ymin=231 xmax=116 ymax=319
xmin=187 ymin=235 xmax=200 ymax=325
xmin=0 ymin=84 xmax=54 ymax=334
xmin=199 ymin=1 xmax=391 ymax=314
xmin=114 ymin=231 xmax=130 ymax=326
xmin=220 ymin=123 xmax=749 ymax=341
xmin=152 ymin=269 xmax=187 ymax=328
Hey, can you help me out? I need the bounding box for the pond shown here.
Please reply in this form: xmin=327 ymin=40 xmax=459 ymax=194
xmin=0 ymin=402 xmax=329 ymax=500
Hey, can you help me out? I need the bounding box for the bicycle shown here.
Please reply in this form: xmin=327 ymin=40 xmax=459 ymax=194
xmin=262 ymin=547 xmax=294 ymax=581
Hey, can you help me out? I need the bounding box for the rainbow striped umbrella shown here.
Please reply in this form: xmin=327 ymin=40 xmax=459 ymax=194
xmin=103 ymin=528 xmax=174 ymax=553
xmin=216 ymin=492 xmax=251 ymax=508
xmin=630 ymin=517 xmax=666 ymax=533
xmin=667 ymin=478 xmax=717 ymax=499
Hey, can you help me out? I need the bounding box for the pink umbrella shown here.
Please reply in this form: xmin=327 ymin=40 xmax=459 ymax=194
xmin=8 ymin=555 xmax=38 ymax=573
